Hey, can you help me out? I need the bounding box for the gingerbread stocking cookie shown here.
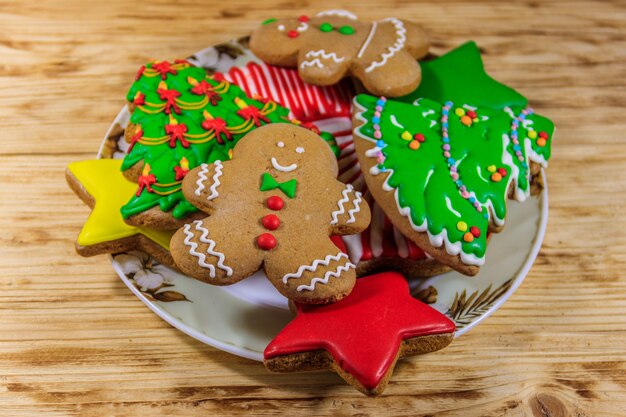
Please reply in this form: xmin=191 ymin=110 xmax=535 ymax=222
xmin=249 ymin=10 xmax=429 ymax=97
xmin=170 ymin=124 xmax=371 ymax=304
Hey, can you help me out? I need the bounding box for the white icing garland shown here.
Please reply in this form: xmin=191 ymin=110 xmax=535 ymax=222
xmin=364 ymin=18 xmax=406 ymax=73
xmin=282 ymin=252 xmax=350 ymax=284
xmin=296 ymin=260 xmax=356 ymax=292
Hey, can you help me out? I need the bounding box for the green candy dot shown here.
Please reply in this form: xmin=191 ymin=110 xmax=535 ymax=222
xmin=319 ymin=22 xmax=333 ymax=32
xmin=262 ymin=18 xmax=277 ymax=25
xmin=338 ymin=25 xmax=355 ymax=35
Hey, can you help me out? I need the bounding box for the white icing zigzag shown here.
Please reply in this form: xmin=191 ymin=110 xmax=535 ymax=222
xmin=365 ymin=18 xmax=406 ymax=73
xmin=315 ymin=10 xmax=358 ymax=20
xmin=347 ymin=191 xmax=363 ymax=224
xmin=183 ymin=220 xmax=233 ymax=278
xmin=296 ymin=260 xmax=356 ymax=292
xmin=207 ymin=160 xmax=223 ymax=201
xmin=194 ymin=164 xmax=209 ymax=196
xmin=305 ymin=50 xmax=345 ymax=63
xmin=301 ymin=59 xmax=324 ymax=69
xmin=282 ymin=253 xmax=350 ymax=284
xmin=330 ymin=184 xmax=354 ymax=224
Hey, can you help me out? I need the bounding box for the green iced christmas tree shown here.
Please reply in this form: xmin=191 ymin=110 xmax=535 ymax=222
xmin=354 ymin=42 xmax=554 ymax=264
xmin=120 ymin=59 xmax=338 ymax=221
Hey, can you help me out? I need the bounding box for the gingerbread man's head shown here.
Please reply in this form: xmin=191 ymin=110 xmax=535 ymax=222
xmin=233 ymin=123 xmax=339 ymax=179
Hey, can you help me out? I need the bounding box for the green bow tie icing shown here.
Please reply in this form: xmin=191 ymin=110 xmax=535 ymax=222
xmin=260 ymin=172 xmax=298 ymax=198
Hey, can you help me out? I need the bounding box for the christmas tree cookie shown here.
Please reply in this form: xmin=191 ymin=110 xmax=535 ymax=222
xmin=120 ymin=59 xmax=338 ymax=230
xmin=352 ymin=43 xmax=554 ymax=275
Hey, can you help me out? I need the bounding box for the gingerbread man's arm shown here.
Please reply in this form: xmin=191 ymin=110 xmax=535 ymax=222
xmin=297 ymin=48 xmax=351 ymax=87
xmin=180 ymin=160 xmax=229 ymax=215
xmin=328 ymin=181 xmax=371 ymax=235
xmin=402 ymin=19 xmax=429 ymax=59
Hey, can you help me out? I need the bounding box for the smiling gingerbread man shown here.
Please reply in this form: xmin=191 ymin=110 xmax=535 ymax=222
xmin=170 ymin=123 xmax=371 ymax=304
xmin=249 ymin=10 xmax=429 ymax=97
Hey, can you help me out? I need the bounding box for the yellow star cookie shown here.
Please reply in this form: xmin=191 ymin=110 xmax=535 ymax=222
xmin=66 ymin=159 xmax=175 ymax=266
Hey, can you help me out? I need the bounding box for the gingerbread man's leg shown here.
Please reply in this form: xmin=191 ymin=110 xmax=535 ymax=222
xmin=264 ymin=236 xmax=357 ymax=304
xmin=170 ymin=215 xmax=263 ymax=285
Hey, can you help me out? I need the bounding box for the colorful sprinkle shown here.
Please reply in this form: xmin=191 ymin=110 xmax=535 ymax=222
xmin=339 ymin=25 xmax=355 ymax=35
xmin=414 ymin=133 xmax=425 ymax=142
xmin=320 ymin=22 xmax=333 ymax=32
xmin=537 ymin=138 xmax=547 ymax=147
xmin=463 ymin=232 xmax=474 ymax=243
xmin=497 ymin=167 xmax=508 ymax=177
xmin=401 ymin=131 xmax=412 ymax=141
xmin=461 ymin=115 xmax=472 ymax=126
xmin=455 ymin=108 xmax=465 ymax=117
xmin=470 ymin=226 xmax=481 ymax=238
xmin=539 ymin=131 xmax=549 ymax=139
xmin=528 ymin=130 xmax=537 ymax=139
xmin=409 ymin=140 xmax=420 ymax=150
xmin=457 ymin=221 xmax=468 ymax=232
xmin=487 ymin=165 xmax=496 ymax=173
xmin=287 ymin=30 xmax=299 ymax=38
xmin=491 ymin=172 xmax=502 ymax=182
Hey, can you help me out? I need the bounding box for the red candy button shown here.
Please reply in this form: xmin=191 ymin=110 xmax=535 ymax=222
xmin=257 ymin=233 xmax=277 ymax=250
xmin=262 ymin=214 xmax=281 ymax=230
xmin=470 ymin=226 xmax=481 ymax=238
xmin=287 ymin=30 xmax=299 ymax=38
xmin=266 ymin=195 xmax=284 ymax=211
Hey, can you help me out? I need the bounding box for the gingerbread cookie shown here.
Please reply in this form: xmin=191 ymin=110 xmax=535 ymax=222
xmin=352 ymin=44 xmax=554 ymax=275
xmin=121 ymin=59 xmax=336 ymax=231
xmin=264 ymin=272 xmax=456 ymax=395
xmin=250 ymin=10 xmax=429 ymax=97
xmin=66 ymin=159 xmax=175 ymax=268
xmin=170 ymin=124 xmax=371 ymax=304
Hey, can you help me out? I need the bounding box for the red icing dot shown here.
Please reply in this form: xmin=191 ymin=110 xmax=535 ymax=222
xmin=497 ymin=167 xmax=508 ymax=177
xmin=466 ymin=110 xmax=477 ymax=119
xmin=470 ymin=226 xmax=481 ymax=238
xmin=414 ymin=133 xmax=425 ymax=142
xmin=287 ymin=30 xmax=299 ymax=38
xmin=538 ymin=131 xmax=549 ymax=139
xmin=262 ymin=214 xmax=281 ymax=230
xmin=257 ymin=233 xmax=277 ymax=250
xmin=298 ymin=15 xmax=309 ymax=22
xmin=266 ymin=196 xmax=284 ymax=211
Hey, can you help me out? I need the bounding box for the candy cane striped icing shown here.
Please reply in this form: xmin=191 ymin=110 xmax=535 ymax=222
xmin=365 ymin=18 xmax=406 ymax=73
xmin=282 ymin=253 xmax=350 ymax=284
xmin=296 ymin=260 xmax=356 ymax=292
xmin=183 ymin=220 xmax=233 ymax=278
xmin=330 ymin=184 xmax=353 ymax=225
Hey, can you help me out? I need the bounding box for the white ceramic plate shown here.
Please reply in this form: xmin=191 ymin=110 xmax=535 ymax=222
xmin=101 ymin=39 xmax=548 ymax=361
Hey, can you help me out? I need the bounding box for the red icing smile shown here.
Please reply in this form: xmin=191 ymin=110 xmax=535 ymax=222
xmin=264 ymin=272 xmax=456 ymax=390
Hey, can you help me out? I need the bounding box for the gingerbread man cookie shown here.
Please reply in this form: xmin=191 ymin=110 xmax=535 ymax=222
xmin=250 ymin=10 xmax=429 ymax=97
xmin=170 ymin=124 xmax=371 ymax=304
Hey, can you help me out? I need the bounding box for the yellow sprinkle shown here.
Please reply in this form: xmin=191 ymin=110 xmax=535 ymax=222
xmin=401 ymin=131 xmax=412 ymax=141
xmin=473 ymin=118 xmax=479 ymax=123
xmin=457 ymin=221 xmax=468 ymax=232
xmin=487 ymin=165 xmax=496 ymax=173
xmin=455 ymin=108 xmax=465 ymax=117
xmin=528 ymin=130 xmax=537 ymax=139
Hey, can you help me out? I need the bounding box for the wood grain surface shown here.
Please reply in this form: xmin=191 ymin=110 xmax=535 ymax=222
xmin=1 ymin=0 xmax=625 ymax=415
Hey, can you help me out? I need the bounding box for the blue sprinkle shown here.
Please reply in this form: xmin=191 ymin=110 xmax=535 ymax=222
xmin=443 ymin=137 xmax=450 ymax=143
xmin=455 ymin=180 xmax=463 ymax=187
xmin=445 ymin=101 xmax=453 ymax=107
xmin=376 ymin=140 xmax=385 ymax=148
xmin=483 ymin=213 xmax=489 ymax=219
xmin=442 ymin=122 xmax=448 ymax=128
xmin=513 ymin=145 xmax=521 ymax=151
xmin=522 ymin=162 xmax=528 ymax=169
xmin=511 ymin=132 xmax=518 ymax=138
xmin=447 ymin=158 xmax=455 ymax=165
xmin=380 ymin=166 xmax=387 ymax=172
xmin=376 ymin=100 xmax=385 ymax=107
xmin=469 ymin=197 xmax=476 ymax=203
xmin=372 ymin=117 xmax=380 ymax=124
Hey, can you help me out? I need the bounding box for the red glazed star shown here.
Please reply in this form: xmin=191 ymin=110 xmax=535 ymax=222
xmin=264 ymin=272 xmax=456 ymax=395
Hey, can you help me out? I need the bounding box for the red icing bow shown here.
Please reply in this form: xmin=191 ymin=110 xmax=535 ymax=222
xmin=165 ymin=121 xmax=189 ymax=148
xmin=157 ymin=87 xmax=182 ymax=115
xmin=237 ymin=106 xmax=270 ymax=127
xmin=152 ymin=61 xmax=177 ymax=79
xmin=201 ymin=117 xmax=232 ymax=144
xmin=137 ymin=166 xmax=157 ymax=196
xmin=191 ymin=80 xmax=222 ymax=106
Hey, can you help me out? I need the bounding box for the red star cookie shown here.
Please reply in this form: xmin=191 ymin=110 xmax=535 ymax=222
xmin=263 ymin=272 xmax=455 ymax=395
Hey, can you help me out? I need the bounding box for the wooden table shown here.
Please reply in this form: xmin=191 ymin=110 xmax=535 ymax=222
xmin=2 ymin=0 xmax=625 ymax=415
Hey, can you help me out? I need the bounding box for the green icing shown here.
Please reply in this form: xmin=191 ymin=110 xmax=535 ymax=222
xmin=400 ymin=42 xmax=528 ymax=111
xmin=120 ymin=60 xmax=339 ymax=220
xmin=354 ymin=91 xmax=554 ymax=262
xmin=259 ymin=173 xmax=297 ymax=199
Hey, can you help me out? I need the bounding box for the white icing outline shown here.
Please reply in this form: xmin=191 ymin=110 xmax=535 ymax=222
xmin=282 ymin=252 xmax=351 ymax=284
xmin=364 ymin=18 xmax=406 ymax=73
xmin=315 ymin=10 xmax=358 ymax=20
xmin=296 ymin=260 xmax=356 ymax=292
xmin=206 ymin=160 xmax=223 ymax=201
xmin=194 ymin=163 xmax=209 ymax=196
xmin=357 ymin=22 xmax=377 ymax=59
xmin=270 ymin=157 xmax=297 ymax=172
